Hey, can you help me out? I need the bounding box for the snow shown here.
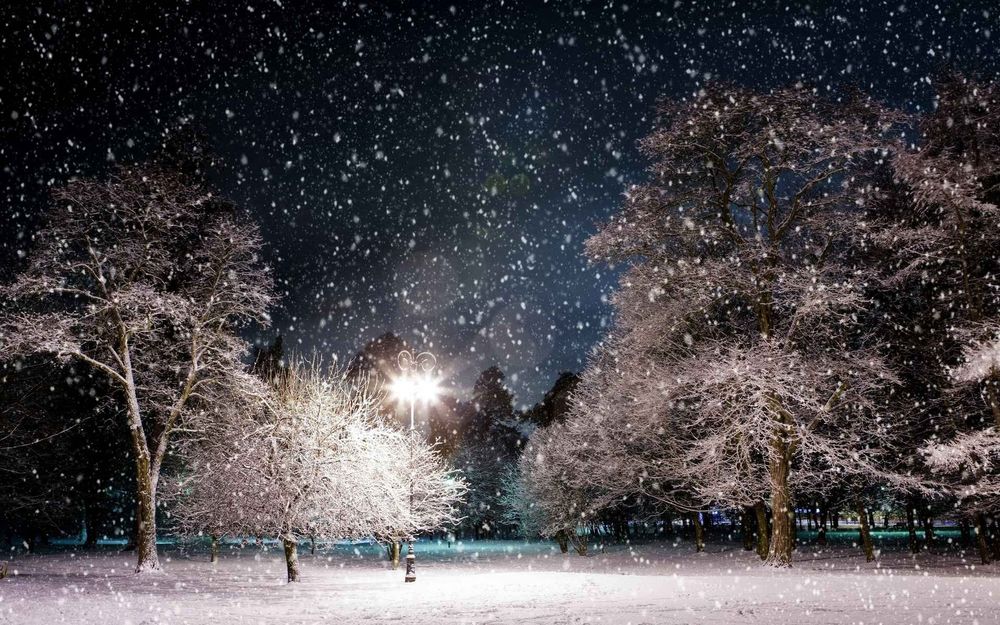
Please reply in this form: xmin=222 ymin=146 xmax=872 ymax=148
xmin=3 ymin=538 xmax=997 ymax=624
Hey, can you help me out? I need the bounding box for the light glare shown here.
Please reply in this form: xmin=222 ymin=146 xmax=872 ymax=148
xmin=391 ymin=373 xmax=440 ymax=405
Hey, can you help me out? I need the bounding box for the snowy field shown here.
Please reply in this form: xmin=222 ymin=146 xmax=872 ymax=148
xmin=1 ymin=537 xmax=997 ymax=625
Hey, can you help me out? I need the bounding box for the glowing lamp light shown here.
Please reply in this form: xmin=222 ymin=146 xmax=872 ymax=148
xmin=390 ymin=372 xmax=441 ymax=406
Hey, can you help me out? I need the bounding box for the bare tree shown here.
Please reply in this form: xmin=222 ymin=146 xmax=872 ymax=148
xmin=0 ymin=165 xmax=272 ymax=572
xmin=397 ymin=434 xmax=467 ymax=538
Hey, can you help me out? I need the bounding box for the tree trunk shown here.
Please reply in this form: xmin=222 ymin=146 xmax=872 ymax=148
xmin=388 ymin=540 xmax=401 ymax=569
xmin=754 ymin=501 xmax=769 ymax=560
xmin=831 ymin=511 xmax=839 ymax=530
xmin=765 ymin=441 xmax=794 ymax=567
xmin=959 ymin=519 xmax=971 ymax=546
xmin=570 ymin=532 xmax=588 ymax=556
xmin=991 ymin=517 xmax=1000 ymax=561
xmin=856 ymin=500 xmax=875 ymax=562
xmin=741 ymin=506 xmax=755 ymax=551
xmin=975 ymin=513 xmax=992 ymax=565
xmin=282 ymin=534 xmax=300 ymax=582
xmin=692 ymin=512 xmax=705 ymax=552
xmin=133 ymin=460 xmax=160 ymax=573
xmin=121 ymin=355 xmax=162 ymax=575
xmin=555 ymin=529 xmax=569 ymax=554
xmin=905 ymin=504 xmax=919 ymax=554
xmin=310 ymin=535 xmax=316 ymax=555
xmin=817 ymin=505 xmax=828 ymax=546
xmin=210 ymin=535 xmax=220 ymax=563
xmin=83 ymin=506 xmax=99 ymax=548
xmin=921 ymin=513 xmax=934 ymax=544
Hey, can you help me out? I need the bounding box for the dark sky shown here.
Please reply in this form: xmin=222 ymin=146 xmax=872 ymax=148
xmin=2 ymin=1 xmax=998 ymax=406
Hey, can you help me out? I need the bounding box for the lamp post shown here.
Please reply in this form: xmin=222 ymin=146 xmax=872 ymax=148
xmin=391 ymin=349 xmax=439 ymax=583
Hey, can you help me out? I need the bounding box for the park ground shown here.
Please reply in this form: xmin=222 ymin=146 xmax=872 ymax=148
xmin=1 ymin=532 xmax=998 ymax=624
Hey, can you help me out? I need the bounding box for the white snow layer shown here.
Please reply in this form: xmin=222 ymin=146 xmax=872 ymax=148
xmin=0 ymin=539 xmax=997 ymax=624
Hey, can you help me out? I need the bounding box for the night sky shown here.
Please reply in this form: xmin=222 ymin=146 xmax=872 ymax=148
xmin=2 ymin=1 xmax=998 ymax=406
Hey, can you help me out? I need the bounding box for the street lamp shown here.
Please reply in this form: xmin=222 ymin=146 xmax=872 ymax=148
xmin=390 ymin=349 xmax=440 ymax=583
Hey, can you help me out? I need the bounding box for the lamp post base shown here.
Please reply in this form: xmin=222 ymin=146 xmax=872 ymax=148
xmin=404 ymin=540 xmax=416 ymax=582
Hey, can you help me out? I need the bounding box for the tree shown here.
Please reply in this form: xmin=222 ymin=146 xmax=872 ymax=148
xmin=250 ymin=335 xmax=287 ymax=382
xmin=524 ymin=372 xmax=580 ymax=428
xmin=169 ymin=361 xmax=464 ymax=582
xmin=346 ymin=332 xmax=409 ymax=383
xmin=380 ymin=408 xmax=470 ymax=568
xmin=346 ymin=332 xmax=410 ymax=431
xmin=466 ymin=366 xmax=523 ymax=456
xmin=455 ymin=366 xmax=524 ymax=538
xmin=346 ymin=332 xmax=466 ymax=563
xmin=163 ymin=372 xmax=270 ymax=563
xmin=0 ymin=165 xmax=272 ymax=572
xmin=177 ymin=363 xmax=397 ymax=582
xmin=878 ymin=74 xmax=1000 ymax=563
xmin=394 ymin=432 xmax=468 ymax=541
xmin=511 ymin=420 xmax=606 ymax=555
xmin=572 ymin=84 xmax=906 ymax=566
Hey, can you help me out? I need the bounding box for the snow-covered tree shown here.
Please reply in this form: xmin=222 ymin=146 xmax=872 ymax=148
xmin=169 ymin=361 xmax=464 ymax=582
xmin=511 ymin=420 xmax=607 ymax=555
xmin=883 ymin=74 xmax=1000 ymax=563
xmin=569 ymin=84 xmax=907 ymax=566
xmin=395 ymin=432 xmax=468 ymax=540
xmin=174 ymin=363 xmax=393 ymax=581
xmin=163 ymin=371 xmax=271 ymax=562
xmin=0 ymin=165 xmax=273 ymax=572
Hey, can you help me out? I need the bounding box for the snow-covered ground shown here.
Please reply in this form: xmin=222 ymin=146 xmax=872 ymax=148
xmin=1 ymin=537 xmax=997 ymax=624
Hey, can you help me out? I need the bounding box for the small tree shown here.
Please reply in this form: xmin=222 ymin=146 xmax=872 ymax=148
xmin=514 ymin=421 xmax=608 ymax=555
xmin=164 ymin=371 xmax=272 ymax=563
xmin=170 ymin=361 xmax=464 ymax=582
xmin=391 ymin=433 xmax=467 ymax=542
xmin=0 ymin=165 xmax=272 ymax=572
